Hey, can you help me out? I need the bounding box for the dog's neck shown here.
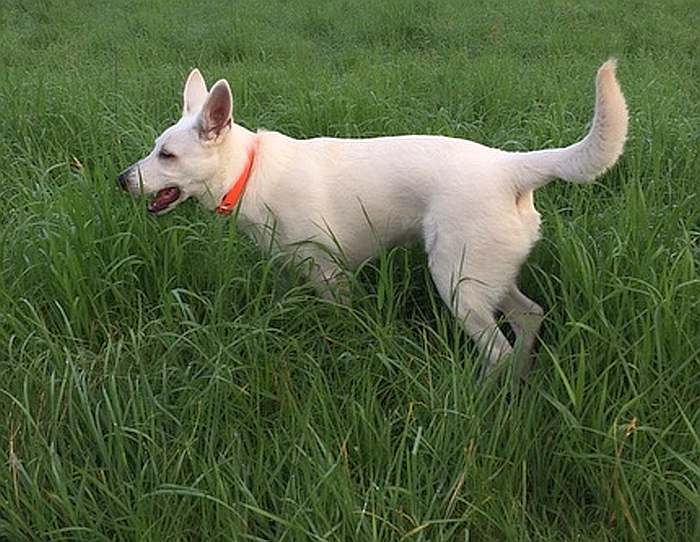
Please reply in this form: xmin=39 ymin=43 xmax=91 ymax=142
xmin=198 ymin=123 xmax=258 ymax=212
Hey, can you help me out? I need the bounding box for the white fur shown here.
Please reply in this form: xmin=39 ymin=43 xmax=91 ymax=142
xmin=120 ymin=60 xmax=628 ymax=377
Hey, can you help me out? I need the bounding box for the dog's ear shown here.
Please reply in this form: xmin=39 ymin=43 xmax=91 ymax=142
xmin=198 ymin=80 xmax=232 ymax=142
xmin=183 ymin=68 xmax=208 ymax=116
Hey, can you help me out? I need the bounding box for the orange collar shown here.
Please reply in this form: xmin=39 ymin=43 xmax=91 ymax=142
xmin=215 ymin=145 xmax=256 ymax=215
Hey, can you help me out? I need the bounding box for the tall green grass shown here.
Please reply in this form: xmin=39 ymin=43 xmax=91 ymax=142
xmin=1 ymin=0 xmax=698 ymax=540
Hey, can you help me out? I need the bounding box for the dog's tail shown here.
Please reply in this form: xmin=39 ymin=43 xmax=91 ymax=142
xmin=511 ymin=59 xmax=628 ymax=191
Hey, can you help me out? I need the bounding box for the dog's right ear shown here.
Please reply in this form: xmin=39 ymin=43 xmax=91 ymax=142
xmin=198 ymin=80 xmax=233 ymax=143
xmin=183 ymin=68 xmax=208 ymax=116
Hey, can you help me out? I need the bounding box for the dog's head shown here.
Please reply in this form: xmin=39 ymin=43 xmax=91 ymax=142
xmin=117 ymin=69 xmax=235 ymax=215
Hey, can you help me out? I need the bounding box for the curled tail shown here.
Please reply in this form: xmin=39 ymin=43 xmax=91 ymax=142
xmin=513 ymin=59 xmax=628 ymax=191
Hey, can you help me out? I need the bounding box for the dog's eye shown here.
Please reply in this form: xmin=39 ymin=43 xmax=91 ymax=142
xmin=159 ymin=149 xmax=176 ymax=159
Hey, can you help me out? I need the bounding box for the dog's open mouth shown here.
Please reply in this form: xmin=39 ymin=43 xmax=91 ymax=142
xmin=147 ymin=187 xmax=181 ymax=214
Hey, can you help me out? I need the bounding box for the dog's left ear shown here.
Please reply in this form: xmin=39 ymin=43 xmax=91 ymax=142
xmin=198 ymin=80 xmax=232 ymax=143
xmin=183 ymin=68 xmax=208 ymax=116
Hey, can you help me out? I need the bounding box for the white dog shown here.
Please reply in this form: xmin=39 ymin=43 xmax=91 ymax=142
xmin=118 ymin=60 xmax=627 ymax=377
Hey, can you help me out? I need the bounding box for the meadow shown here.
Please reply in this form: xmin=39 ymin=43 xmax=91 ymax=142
xmin=1 ymin=0 xmax=698 ymax=540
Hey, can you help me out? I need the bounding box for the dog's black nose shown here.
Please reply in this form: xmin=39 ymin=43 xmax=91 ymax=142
xmin=117 ymin=170 xmax=129 ymax=190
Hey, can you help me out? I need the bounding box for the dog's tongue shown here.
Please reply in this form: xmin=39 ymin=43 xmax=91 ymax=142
xmin=148 ymin=187 xmax=181 ymax=213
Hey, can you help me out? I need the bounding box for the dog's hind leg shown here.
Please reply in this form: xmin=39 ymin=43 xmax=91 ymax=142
xmin=426 ymin=236 xmax=514 ymax=377
xmin=498 ymin=286 xmax=544 ymax=379
xmin=460 ymin=304 xmax=513 ymax=377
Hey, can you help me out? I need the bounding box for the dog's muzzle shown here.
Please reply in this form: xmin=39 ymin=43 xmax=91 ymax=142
xmin=116 ymin=170 xmax=130 ymax=191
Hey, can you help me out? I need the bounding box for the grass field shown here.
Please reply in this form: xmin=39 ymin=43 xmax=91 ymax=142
xmin=1 ymin=0 xmax=699 ymax=540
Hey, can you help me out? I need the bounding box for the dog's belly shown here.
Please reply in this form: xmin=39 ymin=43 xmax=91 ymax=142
xmin=326 ymin=212 xmax=423 ymax=267
xmin=265 ymin=203 xmax=422 ymax=268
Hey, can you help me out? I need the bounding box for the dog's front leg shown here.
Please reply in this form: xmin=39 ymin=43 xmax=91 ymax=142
xmin=308 ymin=260 xmax=350 ymax=304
